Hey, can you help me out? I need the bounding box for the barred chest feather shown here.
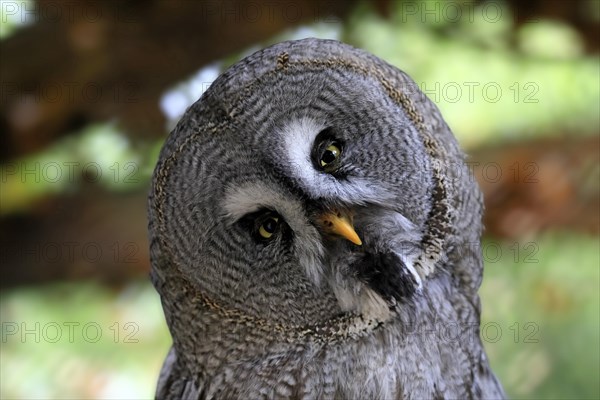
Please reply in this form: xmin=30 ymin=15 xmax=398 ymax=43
xmin=159 ymin=278 xmax=503 ymax=400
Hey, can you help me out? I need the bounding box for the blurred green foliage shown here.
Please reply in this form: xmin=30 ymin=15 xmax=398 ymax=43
xmin=0 ymin=124 xmax=158 ymax=215
xmin=346 ymin=1 xmax=599 ymax=147
xmin=480 ymin=233 xmax=600 ymax=399
xmin=0 ymin=0 xmax=32 ymax=40
xmin=1 ymin=281 xmax=168 ymax=399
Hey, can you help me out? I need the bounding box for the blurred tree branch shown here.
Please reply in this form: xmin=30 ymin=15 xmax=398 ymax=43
xmin=0 ymin=0 xmax=359 ymax=159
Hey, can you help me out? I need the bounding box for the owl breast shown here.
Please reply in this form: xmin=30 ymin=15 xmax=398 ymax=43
xmin=178 ymin=274 xmax=499 ymax=400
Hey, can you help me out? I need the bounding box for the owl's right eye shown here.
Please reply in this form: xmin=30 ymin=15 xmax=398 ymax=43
xmin=238 ymin=210 xmax=290 ymax=244
xmin=258 ymin=216 xmax=279 ymax=239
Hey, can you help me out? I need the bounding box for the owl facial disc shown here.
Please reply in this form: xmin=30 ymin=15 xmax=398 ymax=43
xmin=150 ymin=38 xmax=463 ymax=329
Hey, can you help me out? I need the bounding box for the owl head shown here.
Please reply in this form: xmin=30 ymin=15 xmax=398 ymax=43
xmin=148 ymin=39 xmax=483 ymax=340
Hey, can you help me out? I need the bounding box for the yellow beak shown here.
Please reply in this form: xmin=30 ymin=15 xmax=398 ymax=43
xmin=318 ymin=210 xmax=362 ymax=246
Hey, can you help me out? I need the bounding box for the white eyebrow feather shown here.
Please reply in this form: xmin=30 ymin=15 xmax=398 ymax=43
xmin=281 ymin=117 xmax=323 ymax=185
xmin=222 ymin=182 xmax=278 ymax=222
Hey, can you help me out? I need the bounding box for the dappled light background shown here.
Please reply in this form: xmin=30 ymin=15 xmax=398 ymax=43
xmin=1 ymin=0 xmax=598 ymax=398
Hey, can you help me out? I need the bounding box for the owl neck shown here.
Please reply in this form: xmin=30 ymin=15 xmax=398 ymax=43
xmin=158 ymin=271 xmax=384 ymax=338
xmin=154 ymin=269 xmax=394 ymax=375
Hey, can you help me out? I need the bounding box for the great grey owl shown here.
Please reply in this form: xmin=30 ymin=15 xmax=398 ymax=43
xmin=148 ymin=38 xmax=505 ymax=399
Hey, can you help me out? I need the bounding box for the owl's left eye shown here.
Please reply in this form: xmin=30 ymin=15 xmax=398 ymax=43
xmin=313 ymin=128 xmax=344 ymax=173
xmin=320 ymin=143 xmax=342 ymax=168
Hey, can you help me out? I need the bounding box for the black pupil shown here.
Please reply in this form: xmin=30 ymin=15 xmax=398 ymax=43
xmin=263 ymin=218 xmax=278 ymax=234
xmin=322 ymin=149 xmax=337 ymax=164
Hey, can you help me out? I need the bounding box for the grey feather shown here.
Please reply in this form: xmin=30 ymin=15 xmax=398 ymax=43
xmin=148 ymin=38 xmax=505 ymax=399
